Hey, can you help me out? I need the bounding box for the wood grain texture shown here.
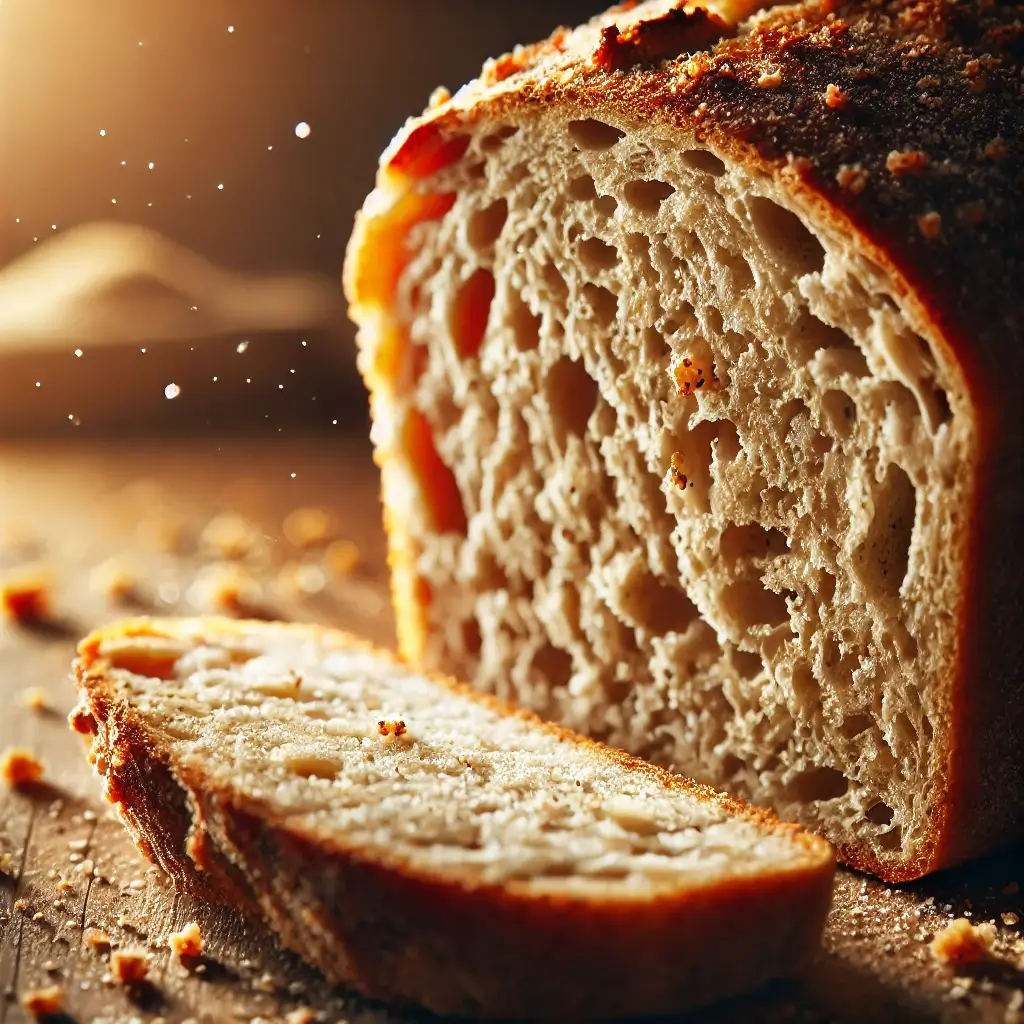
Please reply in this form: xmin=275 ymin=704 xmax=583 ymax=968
xmin=0 ymin=438 xmax=1021 ymax=1023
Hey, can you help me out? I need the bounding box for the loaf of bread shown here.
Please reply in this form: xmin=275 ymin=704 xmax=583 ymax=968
xmin=71 ymin=617 xmax=834 ymax=1019
xmin=344 ymin=0 xmax=1024 ymax=882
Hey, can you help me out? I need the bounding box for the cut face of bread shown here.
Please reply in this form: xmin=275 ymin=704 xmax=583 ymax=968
xmin=345 ymin=1 xmax=1024 ymax=882
xmin=72 ymin=617 xmax=834 ymax=1020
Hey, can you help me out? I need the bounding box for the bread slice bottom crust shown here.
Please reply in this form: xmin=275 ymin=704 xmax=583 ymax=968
xmin=72 ymin=616 xmax=834 ymax=1020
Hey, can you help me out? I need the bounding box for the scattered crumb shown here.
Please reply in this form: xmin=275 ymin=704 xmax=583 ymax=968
xmin=931 ymin=918 xmax=997 ymax=965
xmin=668 ymin=452 xmax=688 ymax=490
xmin=283 ymin=506 xmax=336 ymax=549
xmin=917 ymin=211 xmax=942 ymax=240
xmin=84 ymin=927 xmax=112 ymax=953
xmin=1 ymin=747 xmax=44 ymax=788
xmin=1 ymin=570 xmax=51 ymax=623
xmin=824 ymin=83 xmax=848 ymax=109
xmin=188 ymin=562 xmax=261 ymax=615
xmin=277 ymin=561 xmax=327 ymax=598
xmin=43 ymin=961 xmax=58 ymax=973
xmin=671 ymin=354 xmax=720 ymax=397
xmin=984 ymin=137 xmax=1007 ymax=162
xmin=110 ymin=948 xmax=150 ymax=985
xmin=89 ymin=558 xmax=138 ymax=602
xmin=19 ymin=687 xmax=51 ymax=713
xmin=756 ymin=68 xmax=782 ymax=88
xmin=835 ymin=163 xmax=868 ymax=193
xmin=378 ymin=719 xmax=408 ymax=741
xmin=324 ymin=539 xmax=360 ymax=578
xmin=886 ymin=149 xmax=930 ymax=175
xmin=75 ymin=858 xmax=95 ymax=877
xmin=1002 ymin=911 xmax=1020 ymax=926
xmin=20 ymin=985 xmax=64 ymax=1016
xmin=287 ymin=1009 xmax=317 ymax=1024
xmin=136 ymin=511 xmax=183 ymax=553
xmin=168 ymin=920 xmax=204 ymax=959
xmin=199 ymin=512 xmax=262 ymax=560
xmin=253 ymin=972 xmax=276 ymax=993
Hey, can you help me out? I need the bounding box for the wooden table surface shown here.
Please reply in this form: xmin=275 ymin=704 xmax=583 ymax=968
xmin=0 ymin=438 xmax=1021 ymax=1024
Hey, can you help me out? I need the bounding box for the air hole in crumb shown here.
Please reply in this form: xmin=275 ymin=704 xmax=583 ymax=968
xmin=508 ymin=295 xmax=541 ymax=352
xmin=667 ymin=419 xmax=740 ymax=513
xmin=877 ymin=825 xmax=903 ymax=852
xmin=461 ymin=617 xmax=483 ymax=656
xmin=579 ymin=236 xmax=620 ymax=274
xmin=716 ymin=246 xmax=754 ymax=292
xmin=866 ymin=801 xmax=894 ymax=826
xmin=853 ymin=464 xmax=915 ymax=599
xmin=567 ymin=174 xmax=597 ymax=201
xmin=682 ymin=149 xmax=726 ymax=176
xmin=791 ymin=662 xmax=820 ymax=710
xmin=583 ymin=283 xmax=619 ymax=328
xmin=595 ymin=401 xmax=617 ymax=438
xmin=403 ymin=410 xmax=467 ymax=535
xmin=842 ymin=713 xmax=874 ymax=738
xmin=467 ymin=198 xmax=508 ymax=250
xmin=594 ymin=194 xmax=619 ymax=218
xmin=643 ymin=326 xmax=667 ymax=362
xmin=822 ymin=389 xmax=858 ymax=439
xmin=748 ymin=196 xmax=826 ymax=275
xmin=721 ymin=578 xmax=792 ymax=630
xmin=531 ymin=642 xmax=574 ymax=688
xmin=786 ymin=766 xmax=849 ymax=802
xmin=720 ymin=523 xmax=788 ymax=562
xmin=542 ymin=261 xmax=569 ymax=302
xmin=617 ymin=569 xmax=698 ymax=636
xmin=731 ymin=648 xmax=763 ymax=679
xmin=450 ymin=268 xmax=495 ymax=359
xmin=568 ymin=118 xmax=625 ymax=150
xmin=546 ymin=356 xmax=599 ymax=447
xmin=480 ymin=125 xmax=518 ymax=151
xmin=623 ymin=179 xmax=675 ymax=214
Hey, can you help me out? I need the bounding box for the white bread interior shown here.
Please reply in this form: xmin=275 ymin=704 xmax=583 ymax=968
xmin=364 ymin=108 xmax=973 ymax=875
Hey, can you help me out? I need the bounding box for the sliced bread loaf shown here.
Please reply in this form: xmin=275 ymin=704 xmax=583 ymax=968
xmin=343 ymin=0 xmax=1024 ymax=881
xmin=72 ymin=616 xmax=834 ymax=1020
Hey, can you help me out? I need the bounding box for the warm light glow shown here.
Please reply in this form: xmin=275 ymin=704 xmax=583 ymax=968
xmin=294 ymin=121 xmax=311 ymax=139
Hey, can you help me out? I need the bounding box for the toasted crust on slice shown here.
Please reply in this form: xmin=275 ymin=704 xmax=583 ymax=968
xmin=72 ymin=616 xmax=834 ymax=1020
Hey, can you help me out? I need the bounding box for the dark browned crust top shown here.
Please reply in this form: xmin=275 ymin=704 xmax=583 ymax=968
xmin=468 ymin=0 xmax=1024 ymax=408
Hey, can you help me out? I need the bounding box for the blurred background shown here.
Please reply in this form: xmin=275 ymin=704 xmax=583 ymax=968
xmin=0 ymin=0 xmax=599 ymax=438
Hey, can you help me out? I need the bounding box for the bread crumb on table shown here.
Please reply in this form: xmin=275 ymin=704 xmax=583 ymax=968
xmin=89 ymin=558 xmax=138 ymax=602
xmin=110 ymin=948 xmax=150 ymax=984
xmin=19 ymin=687 xmax=52 ymax=712
xmin=1 ymin=747 xmax=45 ymax=788
xmin=323 ymin=538 xmax=361 ymax=578
xmin=84 ymin=927 xmax=111 ymax=953
xmin=931 ymin=917 xmax=997 ymax=965
xmin=917 ymin=211 xmax=943 ymax=240
xmin=824 ymin=83 xmax=849 ymax=109
xmin=283 ymin=506 xmax=336 ymax=549
xmin=286 ymin=1008 xmax=318 ymax=1024
xmin=20 ymin=985 xmax=64 ymax=1016
xmin=1 ymin=570 xmax=51 ymax=623
xmin=168 ymin=920 xmax=204 ymax=959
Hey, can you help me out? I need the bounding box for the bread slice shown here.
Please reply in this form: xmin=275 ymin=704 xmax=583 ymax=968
xmin=72 ymin=616 xmax=834 ymax=1020
xmin=343 ymin=0 xmax=1024 ymax=882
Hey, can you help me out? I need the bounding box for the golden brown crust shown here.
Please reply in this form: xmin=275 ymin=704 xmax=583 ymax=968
xmin=72 ymin=616 xmax=835 ymax=1019
xmin=345 ymin=0 xmax=1024 ymax=883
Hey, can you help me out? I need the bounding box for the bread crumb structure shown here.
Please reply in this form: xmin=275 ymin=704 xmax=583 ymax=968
xmin=345 ymin=0 xmax=1024 ymax=886
xmin=1 ymin=570 xmax=51 ymax=623
xmin=168 ymin=920 xmax=204 ymax=959
xmin=20 ymin=985 xmax=64 ymax=1016
xmin=1 ymin=747 xmax=44 ymax=788
xmin=930 ymin=917 xmax=996 ymax=965
xmin=110 ymin=948 xmax=150 ymax=985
